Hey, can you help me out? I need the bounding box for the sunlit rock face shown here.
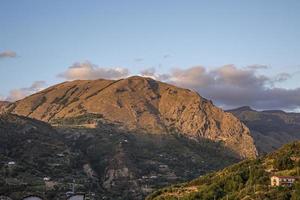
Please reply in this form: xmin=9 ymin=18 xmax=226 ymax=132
xmin=5 ymin=76 xmax=257 ymax=158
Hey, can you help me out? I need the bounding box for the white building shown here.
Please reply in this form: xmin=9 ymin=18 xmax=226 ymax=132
xmin=271 ymin=175 xmax=297 ymax=187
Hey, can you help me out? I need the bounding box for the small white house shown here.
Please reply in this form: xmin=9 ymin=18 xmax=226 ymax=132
xmin=8 ymin=161 xmax=16 ymax=165
xmin=43 ymin=177 xmax=51 ymax=181
xmin=271 ymin=175 xmax=297 ymax=187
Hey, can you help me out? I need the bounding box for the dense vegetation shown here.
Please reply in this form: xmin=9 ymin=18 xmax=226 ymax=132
xmin=146 ymin=142 xmax=300 ymax=200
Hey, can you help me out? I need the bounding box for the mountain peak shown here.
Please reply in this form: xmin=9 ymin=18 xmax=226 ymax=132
xmin=4 ymin=78 xmax=257 ymax=158
xmin=228 ymin=106 xmax=255 ymax=112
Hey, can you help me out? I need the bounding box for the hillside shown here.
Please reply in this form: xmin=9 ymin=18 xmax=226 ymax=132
xmin=0 ymin=114 xmax=93 ymax=199
xmin=0 ymin=114 xmax=239 ymax=200
xmin=3 ymin=76 xmax=257 ymax=159
xmin=146 ymin=141 xmax=300 ymax=200
xmin=228 ymin=106 xmax=300 ymax=154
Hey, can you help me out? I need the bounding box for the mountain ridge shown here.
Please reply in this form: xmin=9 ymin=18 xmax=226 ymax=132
xmin=228 ymin=106 xmax=300 ymax=154
xmin=3 ymin=76 xmax=257 ymax=158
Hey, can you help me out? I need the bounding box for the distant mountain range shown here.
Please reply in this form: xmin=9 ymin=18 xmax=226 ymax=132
xmin=228 ymin=106 xmax=300 ymax=154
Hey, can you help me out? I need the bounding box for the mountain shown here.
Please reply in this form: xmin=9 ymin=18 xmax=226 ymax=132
xmin=146 ymin=141 xmax=300 ymax=200
xmin=0 ymin=113 xmax=240 ymax=200
xmin=228 ymin=106 xmax=300 ymax=154
xmin=4 ymin=76 xmax=257 ymax=159
xmin=0 ymin=101 xmax=10 ymax=111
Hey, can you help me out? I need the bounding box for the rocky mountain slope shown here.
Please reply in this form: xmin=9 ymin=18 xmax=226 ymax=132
xmin=228 ymin=106 xmax=300 ymax=154
xmin=0 ymin=101 xmax=10 ymax=112
xmin=4 ymin=76 xmax=257 ymax=158
xmin=0 ymin=113 xmax=239 ymax=200
xmin=147 ymin=141 xmax=300 ymax=200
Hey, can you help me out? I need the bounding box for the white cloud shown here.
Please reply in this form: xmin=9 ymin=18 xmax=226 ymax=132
xmin=6 ymin=81 xmax=47 ymax=102
xmin=58 ymin=61 xmax=129 ymax=80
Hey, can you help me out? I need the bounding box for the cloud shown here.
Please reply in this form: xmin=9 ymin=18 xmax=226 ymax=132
xmin=0 ymin=95 xmax=5 ymax=101
xmin=0 ymin=50 xmax=17 ymax=58
xmin=246 ymin=64 xmax=269 ymax=70
xmin=6 ymin=81 xmax=47 ymax=102
xmin=58 ymin=61 xmax=129 ymax=80
xmin=163 ymin=54 xmax=172 ymax=59
xmin=143 ymin=65 xmax=300 ymax=111
xmin=140 ymin=67 xmax=170 ymax=80
xmin=134 ymin=58 xmax=144 ymax=62
xmin=272 ymin=73 xmax=292 ymax=83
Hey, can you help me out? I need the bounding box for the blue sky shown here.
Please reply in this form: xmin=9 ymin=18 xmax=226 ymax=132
xmin=0 ymin=0 xmax=300 ymax=110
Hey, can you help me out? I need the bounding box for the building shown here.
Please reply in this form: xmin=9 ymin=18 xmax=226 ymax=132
xmin=271 ymin=175 xmax=297 ymax=187
xmin=7 ymin=161 xmax=15 ymax=165
xmin=43 ymin=177 xmax=51 ymax=181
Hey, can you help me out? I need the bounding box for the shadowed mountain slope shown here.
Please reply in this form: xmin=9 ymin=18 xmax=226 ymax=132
xmin=228 ymin=106 xmax=300 ymax=154
xmin=0 ymin=114 xmax=91 ymax=199
xmin=0 ymin=114 xmax=240 ymax=200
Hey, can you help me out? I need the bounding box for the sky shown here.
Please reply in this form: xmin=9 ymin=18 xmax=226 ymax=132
xmin=0 ymin=0 xmax=300 ymax=111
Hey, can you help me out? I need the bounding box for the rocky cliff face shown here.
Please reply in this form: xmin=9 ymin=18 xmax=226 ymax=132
xmin=4 ymin=76 xmax=257 ymax=158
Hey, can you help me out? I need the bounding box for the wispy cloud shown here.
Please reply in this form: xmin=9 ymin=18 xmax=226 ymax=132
xmin=246 ymin=64 xmax=269 ymax=70
xmin=6 ymin=81 xmax=47 ymax=102
xmin=0 ymin=50 xmax=17 ymax=58
xmin=58 ymin=61 xmax=129 ymax=80
xmin=134 ymin=58 xmax=144 ymax=62
xmin=163 ymin=54 xmax=172 ymax=59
